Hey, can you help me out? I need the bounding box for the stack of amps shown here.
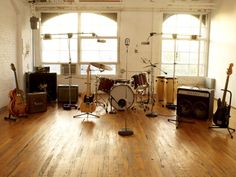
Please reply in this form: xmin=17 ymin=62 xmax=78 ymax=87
xmin=177 ymin=86 xmax=214 ymax=120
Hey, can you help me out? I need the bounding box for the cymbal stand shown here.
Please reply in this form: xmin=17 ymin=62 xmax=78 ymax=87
xmin=145 ymin=61 xmax=157 ymax=118
xmin=94 ymin=76 xmax=108 ymax=113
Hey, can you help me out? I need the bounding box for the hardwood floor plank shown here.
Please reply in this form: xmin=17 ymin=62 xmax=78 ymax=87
xmin=0 ymin=100 xmax=236 ymax=177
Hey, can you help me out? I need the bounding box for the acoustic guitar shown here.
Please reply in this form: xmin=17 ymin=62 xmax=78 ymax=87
xmin=213 ymin=63 xmax=233 ymax=127
xmin=8 ymin=63 xmax=27 ymax=117
xmin=80 ymin=64 xmax=96 ymax=113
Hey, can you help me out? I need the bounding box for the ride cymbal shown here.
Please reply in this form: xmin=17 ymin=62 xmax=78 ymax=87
xmin=90 ymin=62 xmax=112 ymax=71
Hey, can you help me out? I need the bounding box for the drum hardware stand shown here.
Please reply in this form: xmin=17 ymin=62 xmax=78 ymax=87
xmin=94 ymin=75 xmax=108 ymax=113
xmin=145 ymin=61 xmax=158 ymax=118
xmin=62 ymin=33 xmax=78 ymax=110
xmin=166 ymin=34 xmax=178 ymax=110
xmin=209 ymin=90 xmax=235 ymax=138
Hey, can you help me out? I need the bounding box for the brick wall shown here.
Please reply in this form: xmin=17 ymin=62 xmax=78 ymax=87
xmin=0 ymin=1 xmax=17 ymax=109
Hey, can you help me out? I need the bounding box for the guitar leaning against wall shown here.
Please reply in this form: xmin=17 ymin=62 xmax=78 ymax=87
xmin=213 ymin=63 xmax=233 ymax=128
xmin=5 ymin=63 xmax=27 ymax=120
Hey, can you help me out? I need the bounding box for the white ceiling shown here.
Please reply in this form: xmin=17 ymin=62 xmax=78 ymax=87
xmin=25 ymin=0 xmax=216 ymax=12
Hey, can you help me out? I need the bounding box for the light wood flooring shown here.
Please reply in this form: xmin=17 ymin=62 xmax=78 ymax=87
xmin=0 ymin=98 xmax=236 ymax=177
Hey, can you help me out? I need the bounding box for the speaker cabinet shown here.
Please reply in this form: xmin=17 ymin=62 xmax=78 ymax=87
xmin=57 ymin=84 xmax=79 ymax=103
xmin=177 ymin=86 xmax=214 ymax=120
xmin=27 ymin=92 xmax=47 ymax=113
xmin=25 ymin=72 xmax=57 ymax=101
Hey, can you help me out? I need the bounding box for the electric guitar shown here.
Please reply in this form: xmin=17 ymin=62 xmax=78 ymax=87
xmin=80 ymin=65 xmax=96 ymax=113
xmin=213 ymin=63 xmax=233 ymax=127
xmin=8 ymin=63 xmax=27 ymax=117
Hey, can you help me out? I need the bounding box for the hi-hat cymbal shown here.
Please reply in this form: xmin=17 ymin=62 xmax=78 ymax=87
xmin=90 ymin=62 xmax=112 ymax=71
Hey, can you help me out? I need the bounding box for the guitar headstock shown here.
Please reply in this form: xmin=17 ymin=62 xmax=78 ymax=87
xmin=227 ymin=63 xmax=233 ymax=76
xmin=10 ymin=63 xmax=16 ymax=72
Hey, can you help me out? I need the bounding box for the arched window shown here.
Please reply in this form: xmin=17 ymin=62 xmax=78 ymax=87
xmin=41 ymin=12 xmax=118 ymax=75
xmin=161 ymin=14 xmax=208 ymax=77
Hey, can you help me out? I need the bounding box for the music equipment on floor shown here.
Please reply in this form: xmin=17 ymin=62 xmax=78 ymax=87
xmin=213 ymin=63 xmax=233 ymax=128
xmin=156 ymin=76 xmax=166 ymax=102
xmin=90 ymin=62 xmax=112 ymax=71
xmin=98 ymin=77 xmax=114 ymax=93
xmin=177 ymin=86 xmax=214 ymax=120
xmin=27 ymin=92 xmax=47 ymax=114
xmin=166 ymin=77 xmax=178 ymax=105
xmin=79 ymin=65 xmax=96 ymax=113
xmin=109 ymin=84 xmax=134 ymax=111
xmin=25 ymin=72 xmax=57 ymax=101
xmin=6 ymin=63 xmax=27 ymax=119
xmin=57 ymin=84 xmax=79 ymax=103
xmin=131 ymin=72 xmax=148 ymax=89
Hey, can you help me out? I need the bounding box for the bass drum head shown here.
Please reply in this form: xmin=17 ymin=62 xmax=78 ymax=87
xmin=110 ymin=85 xmax=134 ymax=110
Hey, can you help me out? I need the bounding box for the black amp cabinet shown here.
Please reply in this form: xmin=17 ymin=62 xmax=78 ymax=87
xmin=25 ymin=72 xmax=57 ymax=101
xmin=57 ymin=84 xmax=79 ymax=103
xmin=177 ymin=86 xmax=214 ymax=120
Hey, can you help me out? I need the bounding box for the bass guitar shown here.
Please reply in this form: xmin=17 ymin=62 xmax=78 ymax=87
xmin=80 ymin=64 xmax=96 ymax=113
xmin=213 ymin=63 xmax=233 ymax=127
xmin=8 ymin=63 xmax=27 ymax=117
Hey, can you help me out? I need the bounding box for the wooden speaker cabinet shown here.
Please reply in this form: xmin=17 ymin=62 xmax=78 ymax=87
xmin=27 ymin=92 xmax=47 ymax=114
xmin=57 ymin=84 xmax=79 ymax=103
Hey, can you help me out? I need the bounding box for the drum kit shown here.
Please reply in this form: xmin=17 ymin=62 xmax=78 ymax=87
xmin=89 ymin=62 xmax=150 ymax=114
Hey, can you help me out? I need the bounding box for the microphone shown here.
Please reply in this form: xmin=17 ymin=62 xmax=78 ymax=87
xmin=97 ymin=39 xmax=106 ymax=43
xmin=125 ymin=38 xmax=130 ymax=46
xmin=141 ymin=41 xmax=150 ymax=45
xmin=150 ymin=32 xmax=157 ymax=36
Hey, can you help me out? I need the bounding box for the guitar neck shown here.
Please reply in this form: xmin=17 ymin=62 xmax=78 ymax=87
xmin=86 ymin=65 xmax=92 ymax=96
xmin=14 ymin=71 xmax=20 ymax=93
xmin=222 ymin=75 xmax=230 ymax=105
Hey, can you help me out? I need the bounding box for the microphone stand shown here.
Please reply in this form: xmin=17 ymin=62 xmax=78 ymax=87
xmin=118 ymin=38 xmax=133 ymax=136
xmin=63 ymin=33 xmax=78 ymax=110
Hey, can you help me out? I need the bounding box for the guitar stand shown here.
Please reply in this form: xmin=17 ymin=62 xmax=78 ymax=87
xmin=4 ymin=114 xmax=28 ymax=121
xmin=209 ymin=125 xmax=235 ymax=138
xmin=209 ymin=90 xmax=235 ymax=138
xmin=73 ymin=112 xmax=99 ymax=121
xmin=168 ymin=116 xmax=195 ymax=128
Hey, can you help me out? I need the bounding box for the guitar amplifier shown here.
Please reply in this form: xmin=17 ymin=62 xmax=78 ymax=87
xmin=177 ymin=86 xmax=214 ymax=120
xmin=57 ymin=84 xmax=79 ymax=103
xmin=27 ymin=92 xmax=47 ymax=114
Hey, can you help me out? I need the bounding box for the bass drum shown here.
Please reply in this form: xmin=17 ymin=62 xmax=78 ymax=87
xmin=110 ymin=84 xmax=134 ymax=110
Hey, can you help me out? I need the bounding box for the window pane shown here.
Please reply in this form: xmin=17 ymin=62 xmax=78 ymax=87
xmin=42 ymin=38 xmax=77 ymax=63
xmin=80 ymin=38 xmax=117 ymax=62
xmin=80 ymin=13 xmax=117 ymax=36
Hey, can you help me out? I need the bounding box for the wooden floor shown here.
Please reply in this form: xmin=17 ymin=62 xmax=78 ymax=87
xmin=1 ymin=97 xmax=236 ymax=177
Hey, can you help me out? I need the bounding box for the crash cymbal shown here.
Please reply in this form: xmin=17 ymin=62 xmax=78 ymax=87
xmin=90 ymin=62 xmax=112 ymax=71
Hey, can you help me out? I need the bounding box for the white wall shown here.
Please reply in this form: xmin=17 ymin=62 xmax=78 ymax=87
xmin=209 ymin=0 xmax=236 ymax=107
xmin=0 ymin=0 xmax=31 ymax=109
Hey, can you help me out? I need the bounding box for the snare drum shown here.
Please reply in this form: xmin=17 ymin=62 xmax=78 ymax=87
xmin=156 ymin=76 xmax=166 ymax=102
xmin=166 ymin=77 xmax=178 ymax=104
xmin=110 ymin=84 xmax=134 ymax=110
xmin=131 ymin=73 xmax=148 ymax=89
xmin=98 ymin=77 xmax=114 ymax=93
